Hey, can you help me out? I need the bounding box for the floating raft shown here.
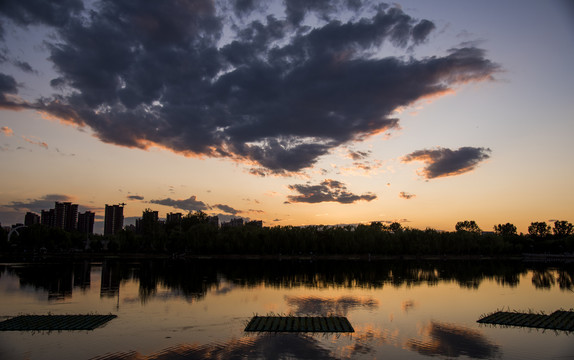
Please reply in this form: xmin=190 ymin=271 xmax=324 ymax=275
xmin=477 ymin=310 xmax=574 ymax=331
xmin=245 ymin=316 xmax=354 ymax=333
xmin=0 ymin=314 xmax=117 ymax=331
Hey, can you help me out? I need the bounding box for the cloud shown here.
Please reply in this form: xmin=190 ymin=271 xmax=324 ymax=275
xmin=347 ymin=150 xmax=371 ymax=160
xmin=402 ymin=147 xmax=491 ymax=179
xmin=0 ymin=72 xmax=24 ymax=109
xmin=0 ymin=1 xmax=499 ymax=173
xmin=287 ymin=179 xmax=377 ymax=204
xmin=22 ymin=136 xmax=48 ymax=149
xmin=13 ymin=60 xmax=36 ymax=74
xmin=399 ymin=191 xmax=416 ymax=200
xmin=340 ymin=159 xmax=384 ymax=176
xmin=1 ymin=126 xmax=13 ymax=136
xmin=213 ymin=204 xmax=241 ymax=215
xmin=127 ymin=195 xmax=144 ymax=201
xmin=4 ymin=194 xmax=74 ymax=212
xmin=247 ymin=209 xmax=264 ymax=214
xmin=0 ymin=0 xmax=84 ymax=28
xmin=149 ymin=195 xmax=208 ymax=212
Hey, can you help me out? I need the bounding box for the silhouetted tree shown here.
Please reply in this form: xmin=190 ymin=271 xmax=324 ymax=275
xmin=493 ymin=223 xmax=517 ymax=237
xmin=369 ymin=221 xmax=391 ymax=232
xmin=528 ymin=222 xmax=551 ymax=238
xmin=182 ymin=210 xmax=209 ymax=231
xmin=389 ymin=222 xmax=403 ymax=233
xmin=553 ymin=220 xmax=573 ymax=237
xmin=455 ymin=220 xmax=481 ymax=234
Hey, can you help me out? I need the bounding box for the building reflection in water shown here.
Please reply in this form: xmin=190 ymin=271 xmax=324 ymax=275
xmin=100 ymin=261 xmax=121 ymax=298
xmin=73 ymin=261 xmax=91 ymax=290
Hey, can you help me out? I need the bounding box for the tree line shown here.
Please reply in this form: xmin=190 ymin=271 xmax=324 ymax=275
xmin=1 ymin=211 xmax=573 ymax=256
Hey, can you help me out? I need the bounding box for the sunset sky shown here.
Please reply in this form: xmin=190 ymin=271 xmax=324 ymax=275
xmin=1 ymin=0 xmax=573 ymax=234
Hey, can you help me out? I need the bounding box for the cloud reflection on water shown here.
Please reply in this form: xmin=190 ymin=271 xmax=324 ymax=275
xmin=406 ymin=321 xmax=501 ymax=359
xmin=90 ymin=334 xmax=340 ymax=360
xmin=284 ymin=295 xmax=379 ymax=315
xmin=341 ymin=324 xmax=400 ymax=358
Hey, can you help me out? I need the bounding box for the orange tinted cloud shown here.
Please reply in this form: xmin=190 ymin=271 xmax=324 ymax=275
xmin=22 ymin=136 xmax=48 ymax=149
xmin=1 ymin=126 xmax=14 ymax=136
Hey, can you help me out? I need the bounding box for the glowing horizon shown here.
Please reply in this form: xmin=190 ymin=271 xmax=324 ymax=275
xmin=1 ymin=0 xmax=573 ymax=235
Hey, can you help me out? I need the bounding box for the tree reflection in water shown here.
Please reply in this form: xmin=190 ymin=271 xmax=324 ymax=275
xmin=532 ymin=270 xmax=556 ymax=289
xmin=4 ymin=259 xmax=573 ymax=303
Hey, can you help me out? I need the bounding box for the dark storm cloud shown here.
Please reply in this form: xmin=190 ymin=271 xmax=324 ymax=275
xmin=149 ymin=195 xmax=208 ymax=212
xmin=411 ymin=19 xmax=435 ymax=44
xmin=287 ymin=179 xmax=376 ymax=204
xmin=0 ymin=0 xmax=84 ymax=28
xmin=232 ymin=0 xmax=264 ymax=16
xmin=213 ymin=204 xmax=241 ymax=215
xmin=0 ymin=1 xmax=499 ymax=173
xmin=0 ymin=72 xmax=37 ymax=110
xmin=402 ymin=147 xmax=491 ymax=179
xmin=5 ymin=194 xmax=74 ymax=212
xmin=0 ymin=73 xmax=18 ymax=104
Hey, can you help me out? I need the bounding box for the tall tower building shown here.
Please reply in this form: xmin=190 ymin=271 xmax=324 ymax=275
xmin=166 ymin=212 xmax=183 ymax=224
xmin=24 ymin=212 xmax=40 ymax=226
xmin=55 ymin=202 xmax=78 ymax=231
xmin=41 ymin=209 xmax=56 ymax=227
xmin=104 ymin=204 xmax=124 ymax=235
xmin=78 ymin=211 xmax=95 ymax=234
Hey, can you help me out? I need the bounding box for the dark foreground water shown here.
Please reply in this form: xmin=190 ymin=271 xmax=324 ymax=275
xmin=0 ymin=259 xmax=572 ymax=359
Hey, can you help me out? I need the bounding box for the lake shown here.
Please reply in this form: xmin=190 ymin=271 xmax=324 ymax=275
xmin=0 ymin=259 xmax=572 ymax=359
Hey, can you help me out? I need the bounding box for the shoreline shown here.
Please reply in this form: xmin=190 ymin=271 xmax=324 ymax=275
xmin=1 ymin=252 xmax=572 ymax=262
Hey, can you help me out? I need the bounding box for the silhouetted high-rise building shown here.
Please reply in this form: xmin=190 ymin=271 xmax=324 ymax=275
xmin=41 ymin=209 xmax=56 ymax=227
xmin=78 ymin=211 xmax=95 ymax=234
xmin=136 ymin=209 xmax=159 ymax=234
xmin=208 ymin=216 xmax=219 ymax=228
xmin=166 ymin=212 xmax=183 ymax=224
xmin=222 ymin=218 xmax=243 ymax=228
xmin=104 ymin=204 xmax=124 ymax=235
xmin=24 ymin=212 xmax=40 ymax=226
xmin=55 ymin=202 xmax=78 ymax=231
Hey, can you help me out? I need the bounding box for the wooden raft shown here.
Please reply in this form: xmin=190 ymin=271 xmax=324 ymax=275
xmin=245 ymin=316 xmax=354 ymax=333
xmin=477 ymin=310 xmax=574 ymax=331
xmin=0 ymin=314 xmax=117 ymax=331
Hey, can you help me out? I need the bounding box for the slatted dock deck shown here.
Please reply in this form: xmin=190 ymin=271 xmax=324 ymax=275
xmin=477 ymin=310 xmax=574 ymax=331
xmin=244 ymin=316 xmax=354 ymax=333
xmin=0 ymin=314 xmax=117 ymax=331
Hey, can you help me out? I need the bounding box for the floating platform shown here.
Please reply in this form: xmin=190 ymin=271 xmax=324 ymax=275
xmin=244 ymin=316 xmax=354 ymax=333
xmin=0 ymin=314 xmax=117 ymax=331
xmin=477 ymin=310 xmax=574 ymax=331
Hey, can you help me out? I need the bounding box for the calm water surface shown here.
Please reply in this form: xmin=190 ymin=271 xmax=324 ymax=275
xmin=0 ymin=259 xmax=572 ymax=359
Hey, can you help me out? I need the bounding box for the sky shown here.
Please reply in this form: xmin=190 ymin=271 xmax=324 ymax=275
xmin=1 ymin=0 xmax=573 ymax=234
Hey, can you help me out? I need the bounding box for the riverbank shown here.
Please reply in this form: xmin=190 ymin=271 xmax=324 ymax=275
xmin=3 ymin=251 xmax=573 ymax=263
